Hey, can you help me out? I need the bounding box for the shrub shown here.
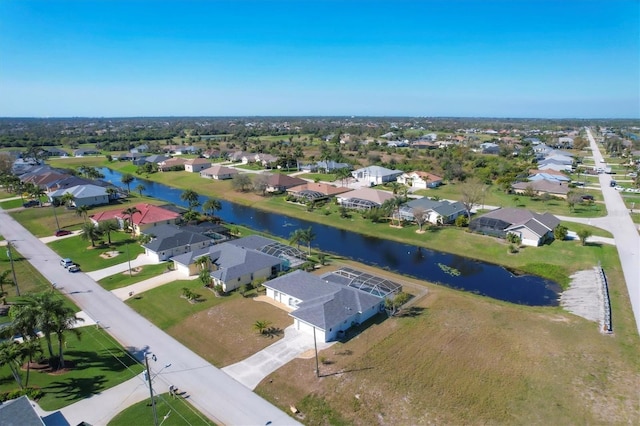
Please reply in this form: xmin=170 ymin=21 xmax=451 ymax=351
xmin=455 ymin=215 xmax=469 ymax=227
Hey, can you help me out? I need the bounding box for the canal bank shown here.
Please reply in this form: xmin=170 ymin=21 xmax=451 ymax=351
xmin=98 ymin=167 xmax=561 ymax=306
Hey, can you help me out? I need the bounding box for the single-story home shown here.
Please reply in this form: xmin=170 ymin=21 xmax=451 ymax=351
xmin=73 ymin=149 xmax=100 ymax=157
xmin=265 ymin=174 xmax=307 ymax=193
xmin=264 ymin=270 xmax=385 ymax=342
xmin=200 ymin=164 xmax=239 ymax=180
xmin=90 ymin=203 xmax=181 ymax=235
xmin=336 ymin=187 xmax=395 ymax=210
xmin=144 ymin=154 xmax=170 ymax=164
xmin=48 ymin=184 xmax=109 ymax=207
xmin=351 ymin=166 xmax=404 ymax=186
xmin=184 ymin=158 xmax=212 ymax=173
xmin=398 ymin=197 xmax=466 ymax=224
xmin=172 ymin=241 xmax=284 ymax=292
xmin=469 ymin=207 xmax=560 ymax=246
xmin=299 ymin=160 xmax=351 ymax=173
xmin=528 ymin=172 xmax=571 ymax=183
xmin=142 ymin=224 xmax=218 ymax=262
xmin=158 ymin=157 xmax=187 ymax=172
xmin=0 ymin=395 xmax=45 ymax=426
xmin=511 ymin=179 xmax=571 ymax=198
xmin=131 ymin=144 xmax=149 ymax=153
xmin=396 ymin=171 xmax=443 ymax=189
xmin=286 ymin=182 xmax=351 ymax=201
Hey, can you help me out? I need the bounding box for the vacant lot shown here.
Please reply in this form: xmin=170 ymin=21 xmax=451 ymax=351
xmin=256 ymin=284 xmax=640 ymax=425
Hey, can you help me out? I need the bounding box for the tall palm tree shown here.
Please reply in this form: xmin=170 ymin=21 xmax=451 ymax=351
xmin=60 ymin=192 xmax=75 ymax=208
xmin=21 ymin=338 xmax=42 ymax=387
xmin=202 ymin=198 xmax=221 ymax=217
xmin=75 ymin=205 xmax=89 ymax=224
xmin=180 ymin=189 xmax=201 ymax=211
xmin=81 ymin=222 xmax=103 ymax=247
xmin=0 ymin=270 xmax=12 ymax=298
xmin=195 ymin=255 xmax=210 ymax=272
xmin=135 ymin=183 xmax=146 ymax=196
xmin=0 ymin=341 xmax=24 ymax=389
xmin=53 ymin=306 xmax=83 ymax=369
xmin=300 ymin=226 xmax=316 ymax=255
xmin=106 ymin=187 xmax=118 ymax=202
xmin=121 ymin=173 xmax=135 ymax=194
xmin=289 ymin=228 xmax=304 ymax=250
xmin=30 ymin=184 xmax=46 ymax=206
xmin=122 ymin=206 xmax=141 ymax=235
xmin=99 ymin=219 xmax=119 ymax=245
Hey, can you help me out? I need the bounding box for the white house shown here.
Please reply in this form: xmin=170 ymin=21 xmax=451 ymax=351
xmin=264 ymin=270 xmax=384 ymax=342
xmin=398 ymin=197 xmax=466 ymax=224
xmin=184 ymin=158 xmax=212 ymax=173
xmin=351 ymin=166 xmax=403 ymax=186
xmin=396 ymin=171 xmax=443 ymax=189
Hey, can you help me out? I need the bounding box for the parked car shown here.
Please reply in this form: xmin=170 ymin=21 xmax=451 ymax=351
xmin=610 ymin=180 xmax=617 ymax=187
xmin=22 ymin=200 xmax=39 ymax=208
xmin=581 ymin=195 xmax=594 ymax=201
xmin=68 ymin=265 xmax=80 ymax=273
xmin=60 ymin=258 xmax=73 ymax=268
xmin=55 ymin=229 xmax=72 ymax=237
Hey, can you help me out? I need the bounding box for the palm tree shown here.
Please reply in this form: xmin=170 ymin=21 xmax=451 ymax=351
xmin=202 ymin=198 xmax=222 ymax=217
xmin=75 ymin=205 xmax=89 ymax=224
xmin=121 ymin=173 xmax=135 ymax=194
xmin=135 ymin=183 xmax=146 ymax=196
xmin=60 ymin=192 xmax=75 ymax=208
xmin=21 ymin=338 xmax=42 ymax=387
xmin=0 ymin=270 xmax=12 ymax=298
xmin=300 ymin=226 xmax=316 ymax=255
xmin=99 ymin=219 xmax=119 ymax=245
xmin=0 ymin=341 xmax=24 ymax=389
xmin=335 ymin=167 xmax=352 ymax=187
xmin=253 ymin=320 xmax=272 ymax=335
xmin=122 ymin=206 xmax=141 ymax=235
xmin=30 ymin=184 xmax=46 ymax=206
xmin=180 ymin=189 xmax=201 ymax=211
xmin=52 ymin=306 xmax=83 ymax=369
xmin=81 ymin=222 xmax=103 ymax=247
xmin=195 ymin=255 xmax=210 ymax=272
xmin=289 ymin=228 xmax=304 ymax=249
xmin=382 ymin=196 xmax=404 ymax=227
xmin=106 ymin=187 xmax=118 ymax=202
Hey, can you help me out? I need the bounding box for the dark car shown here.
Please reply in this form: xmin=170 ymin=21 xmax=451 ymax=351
xmin=581 ymin=195 xmax=594 ymax=201
xmin=22 ymin=200 xmax=39 ymax=208
xmin=68 ymin=265 xmax=80 ymax=273
xmin=55 ymin=229 xmax=72 ymax=237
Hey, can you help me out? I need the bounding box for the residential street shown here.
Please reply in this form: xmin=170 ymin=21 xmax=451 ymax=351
xmin=0 ymin=210 xmax=299 ymax=426
xmin=585 ymin=128 xmax=640 ymax=335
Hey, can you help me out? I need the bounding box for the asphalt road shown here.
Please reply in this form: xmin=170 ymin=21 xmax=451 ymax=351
xmin=585 ymin=128 xmax=640 ymax=335
xmin=0 ymin=210 xmax=299 ymax=426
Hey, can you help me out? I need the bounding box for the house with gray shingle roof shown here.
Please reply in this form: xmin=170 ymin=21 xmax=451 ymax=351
xmin=0 ymin=396 xmax=45 ymax=426
xmin=142 ymin=224 xmax=221 ymax=262
xmin=172 ymin=239 xmax=284 ymax=292
xmin=469 ymin=207 xmax=560 ymax=246
xmin=48 ymin=184 xmax=109 ymax=207
xmin=264 ymin=270 xmax=384 ymax=342
xmin=398 ymin=197 xmax=466 ymax=224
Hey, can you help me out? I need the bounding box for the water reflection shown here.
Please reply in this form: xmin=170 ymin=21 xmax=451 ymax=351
xmin=100 ymin=168 xmax=560 ymax=306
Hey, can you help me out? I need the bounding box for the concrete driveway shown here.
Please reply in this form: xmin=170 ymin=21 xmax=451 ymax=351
xmin=223 ymin=325 xmax=334 ymax=390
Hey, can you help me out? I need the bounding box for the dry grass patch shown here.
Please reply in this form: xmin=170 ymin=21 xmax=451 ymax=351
xmin=168 ymin=296 xmax=292 ymax=367
xmin=256 ymin=286 xmax=640 ymax=425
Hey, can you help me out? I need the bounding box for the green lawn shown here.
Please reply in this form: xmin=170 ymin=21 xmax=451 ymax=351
xmin=47 ymin=232 xmax=144 ymax=272
xmin=99 ymin=263 xmax=170 ymax=290
xmin=233 ymin=163 xmax=264 ymax=171
xmin=109 ymin=393 xmax=215 ymax=426
xmin=303 ymin=172 xmax=336 ymax=182
xmin=0 ymin=326 xmax=143 ymax=411
xmin=0 ymin=249 xmax=54 ymax=298
xmin=560 ymin=221 xmax=613 ymax=238
xmin=126 ymin=280 xmax=233 ymax=329
xmin=0 ymin=199 xmax=29 ymax=209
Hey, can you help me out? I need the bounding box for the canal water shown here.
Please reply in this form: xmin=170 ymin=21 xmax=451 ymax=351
xmin=100 ymin=168 xmax=561 ymax=306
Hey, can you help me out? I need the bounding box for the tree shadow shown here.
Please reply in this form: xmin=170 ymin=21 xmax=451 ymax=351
xmin=263 ymin=327 xmax=283 ymax=338
xmin=397 ymin=306 xmax=425 ymax=318
xmin=46 ymin=375 xmax=108 ymax=403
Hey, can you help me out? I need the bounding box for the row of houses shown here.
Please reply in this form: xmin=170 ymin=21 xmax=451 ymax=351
xmin=510 ymin=146 xmax=575 ymax=199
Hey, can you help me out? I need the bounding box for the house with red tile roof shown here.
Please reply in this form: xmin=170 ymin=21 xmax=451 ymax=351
xmin=90 ymin=203 xmax=181 ymax=235
xmin=396 ymin=171 xmax=443 ymax=189
xmin=158 ymin=157 xmax=187 ymax=172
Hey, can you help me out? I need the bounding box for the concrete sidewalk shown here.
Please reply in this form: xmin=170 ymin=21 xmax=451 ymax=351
xmin=86 ymin=254 xmax=159 ymax=281
xmin=112 ymin=270 xmax=197 ymax=301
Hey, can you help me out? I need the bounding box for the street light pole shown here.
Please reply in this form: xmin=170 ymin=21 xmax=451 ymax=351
xmin=51 ymin=201 xmax=61 ymax=231
xmin=126 ymin=242 xmax=132 ymax=277
xmin=6 ymin=242 xmax=20 ymax=296
xmin=144 ymin=353 xmax=159 ymax=426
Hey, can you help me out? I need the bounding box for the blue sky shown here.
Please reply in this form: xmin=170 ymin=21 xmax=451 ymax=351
xmin=1 ymin=0 xmax=638 ymax=118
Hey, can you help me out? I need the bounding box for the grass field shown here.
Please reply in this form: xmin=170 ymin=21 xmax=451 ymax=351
xmin=0 ymin=326 xmax=143 ymax=411
xmin=108 ymin=393 xmax=215 ymax=426
xmin=256 ymin=281 xmax=640 ymax=425
xmin=46 ymin=233 xmax=144 ymax=272
xmin=0 ymin=199 xmax=28 ymax=209
xmin=98 ymin=263 xmax=170 ymax=290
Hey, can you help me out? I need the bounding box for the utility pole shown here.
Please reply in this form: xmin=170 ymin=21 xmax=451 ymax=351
xmin=51 ymin=201 xmax=61 ymax=231
xmin=6 ymin=242 xmax=20 ymax=296
xmin=144 ymin=353 xmax=159 ymax=426
xmin=313 ymin=327 xmax=319 ymax=378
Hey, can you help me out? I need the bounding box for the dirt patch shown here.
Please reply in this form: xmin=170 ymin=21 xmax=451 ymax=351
xmin=256 ymin=286 xmax=640 ymax=425
xmin=100 ymin=251 xmax=121 ymax=259
xmin=168 ymin=296 xmax=292 ymax=367
xmin=121 ymin=266 xmax=142 ymax=275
